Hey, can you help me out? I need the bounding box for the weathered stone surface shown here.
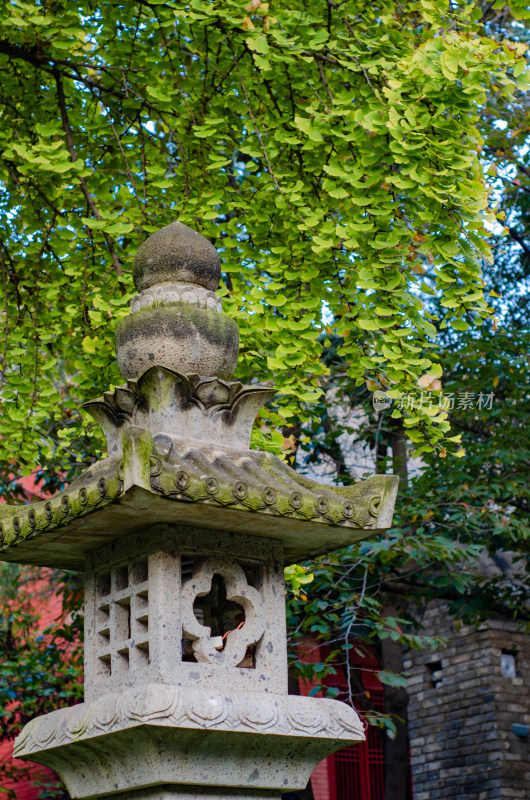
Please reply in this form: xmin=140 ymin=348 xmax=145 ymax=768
xmin=131 ymin=282 xmax=223 ymax=315
xmin=116 ymin=305 xmax=239 ymax=381
xmin=15 ymin=677 xmax=364 ymax=799
xmin=181 ymin=557 xmax=265 ymax=667
xmin=16 ymin=711 xmax=361 ymax=799
xmin=116 ymin=223 xmax=238 ymax=380
xmin=83 ymin=367 xmax=276 ymax=455
xmin=133 ymin=222 xmax=220 ymax=293
xmin=15 ymin=684 xmax=364 ymax=757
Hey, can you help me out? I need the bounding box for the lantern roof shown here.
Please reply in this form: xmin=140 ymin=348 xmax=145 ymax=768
xmin=0 ymin=223 xmax=398 ymax=570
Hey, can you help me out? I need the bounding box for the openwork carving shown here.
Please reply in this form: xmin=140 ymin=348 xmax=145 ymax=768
xmin=181 ymin=558 xmax=265 ymax=666
xmin=94 ymin=559 xmax=150 ymax=678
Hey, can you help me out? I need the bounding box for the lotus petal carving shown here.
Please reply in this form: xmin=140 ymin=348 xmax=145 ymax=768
xmin=82 ymin=366 xmax=276 ymax=455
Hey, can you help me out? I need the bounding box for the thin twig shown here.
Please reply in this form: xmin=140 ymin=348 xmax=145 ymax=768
xmin=54 ymin=70 xmax=123 ymax=278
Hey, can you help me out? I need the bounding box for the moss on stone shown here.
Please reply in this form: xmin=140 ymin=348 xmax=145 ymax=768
xmin=115 ymin=302 xmax=239 ymax=380
xmin=123 ymin=427 xmax=154 ymax=489
xmin=118 ymin=301 xmax=236 ymax=344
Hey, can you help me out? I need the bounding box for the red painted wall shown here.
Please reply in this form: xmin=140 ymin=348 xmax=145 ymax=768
xmin=1 ymin=473 xmax=63 ymax=799
xmin=297 ymin=636 xmax=385 ymax=800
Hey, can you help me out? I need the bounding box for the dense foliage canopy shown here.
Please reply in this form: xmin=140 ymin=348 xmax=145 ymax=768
xmin=0 ymin=0 xmax=527 ymax=481
xmin=0 ymin=2 xmax=529 ymax=798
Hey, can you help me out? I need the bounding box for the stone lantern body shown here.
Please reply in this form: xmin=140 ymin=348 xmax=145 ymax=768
xmin=0 ymin=223 xmax=398 ymax=800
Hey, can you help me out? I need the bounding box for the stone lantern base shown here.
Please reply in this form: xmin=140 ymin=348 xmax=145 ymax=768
xmin=15 ymin=684 xmax=364 ymax=800
xmin=100 ymin=790 xmax=281 ymax=800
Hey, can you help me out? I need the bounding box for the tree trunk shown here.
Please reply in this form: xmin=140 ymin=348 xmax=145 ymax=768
xmin=391 ymin=425 xmax=408 ymax=483
xmin=381 ymin=609 xmax=411 ymax=800
xmin=382 ymin=422 xmax=411 ymax=800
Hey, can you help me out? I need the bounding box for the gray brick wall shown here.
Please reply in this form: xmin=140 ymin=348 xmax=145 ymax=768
xmin=404 ymin=603 xmax=530 ymax=800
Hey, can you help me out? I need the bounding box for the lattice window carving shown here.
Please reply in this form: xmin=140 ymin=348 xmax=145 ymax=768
xmin=84 ymin=525 xmax=288 ymax=699
xmin=95 ymin=558 xmax=149 ymax=677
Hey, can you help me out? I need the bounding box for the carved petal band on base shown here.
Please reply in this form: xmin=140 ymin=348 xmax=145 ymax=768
xmin=15 ymin=687 xmax=365 ymax=798
xmin=15 ymin=684 xmax=364 ymax=758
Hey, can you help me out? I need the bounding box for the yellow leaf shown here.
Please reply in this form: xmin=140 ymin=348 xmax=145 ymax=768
xmin=82 ymin=335 xmax=97 ymax=354
xmin=418 ymin=374 xmax=442 ymax=391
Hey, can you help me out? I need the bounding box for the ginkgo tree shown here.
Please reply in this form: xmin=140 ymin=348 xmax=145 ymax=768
xmin=0 ymin=0 xmax=527 ymax=482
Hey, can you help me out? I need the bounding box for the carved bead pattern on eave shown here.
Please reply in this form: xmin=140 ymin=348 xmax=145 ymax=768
xmin=181 ymin=558 xmax=265 ymax=666
xmin=0 ymin=469 xmax=123 ymax=550
xmin=151 ymin=453 xmax=382 ymax=529
xmin=14 ymin=685 xmax=365 ymax=758
xmin=0 ymin=452 xmax=386 ymax=551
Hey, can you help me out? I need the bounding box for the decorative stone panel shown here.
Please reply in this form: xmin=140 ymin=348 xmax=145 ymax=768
xmin=84 ymin=524 xmax=288 ymax=702
xmin=93 ymin=557 xmax=150 ymax=679
xmin=181 ymin=557 xmax=265 ymax=666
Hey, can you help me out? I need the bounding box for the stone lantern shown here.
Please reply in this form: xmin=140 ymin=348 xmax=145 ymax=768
xmin=0 ymin=223 xmax=398 ymax=800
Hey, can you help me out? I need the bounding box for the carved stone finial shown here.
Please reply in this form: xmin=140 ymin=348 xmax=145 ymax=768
xmin=133 ymin=221 xmax=221 ymax=292
xmin=115 ymin=222 xmax=239 ymax=380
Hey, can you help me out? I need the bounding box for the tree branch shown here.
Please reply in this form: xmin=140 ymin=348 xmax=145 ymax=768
xmin=54 ymin=70 xmax=123 ymax=277
xmin=379 ymin=580 xmax=530 ymax=621
xmin=508 ymin=227 xmax=530 ymax=261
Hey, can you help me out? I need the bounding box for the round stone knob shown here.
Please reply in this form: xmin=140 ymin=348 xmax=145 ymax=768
xmin=116 ymin=222 xmax=238 ymax=380
xmin=133 ymin=221 xmax=221 ymax=292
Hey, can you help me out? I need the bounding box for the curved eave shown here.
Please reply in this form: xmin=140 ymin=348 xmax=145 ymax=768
xmin=0 ymin=448 xmax=398 ymax=570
